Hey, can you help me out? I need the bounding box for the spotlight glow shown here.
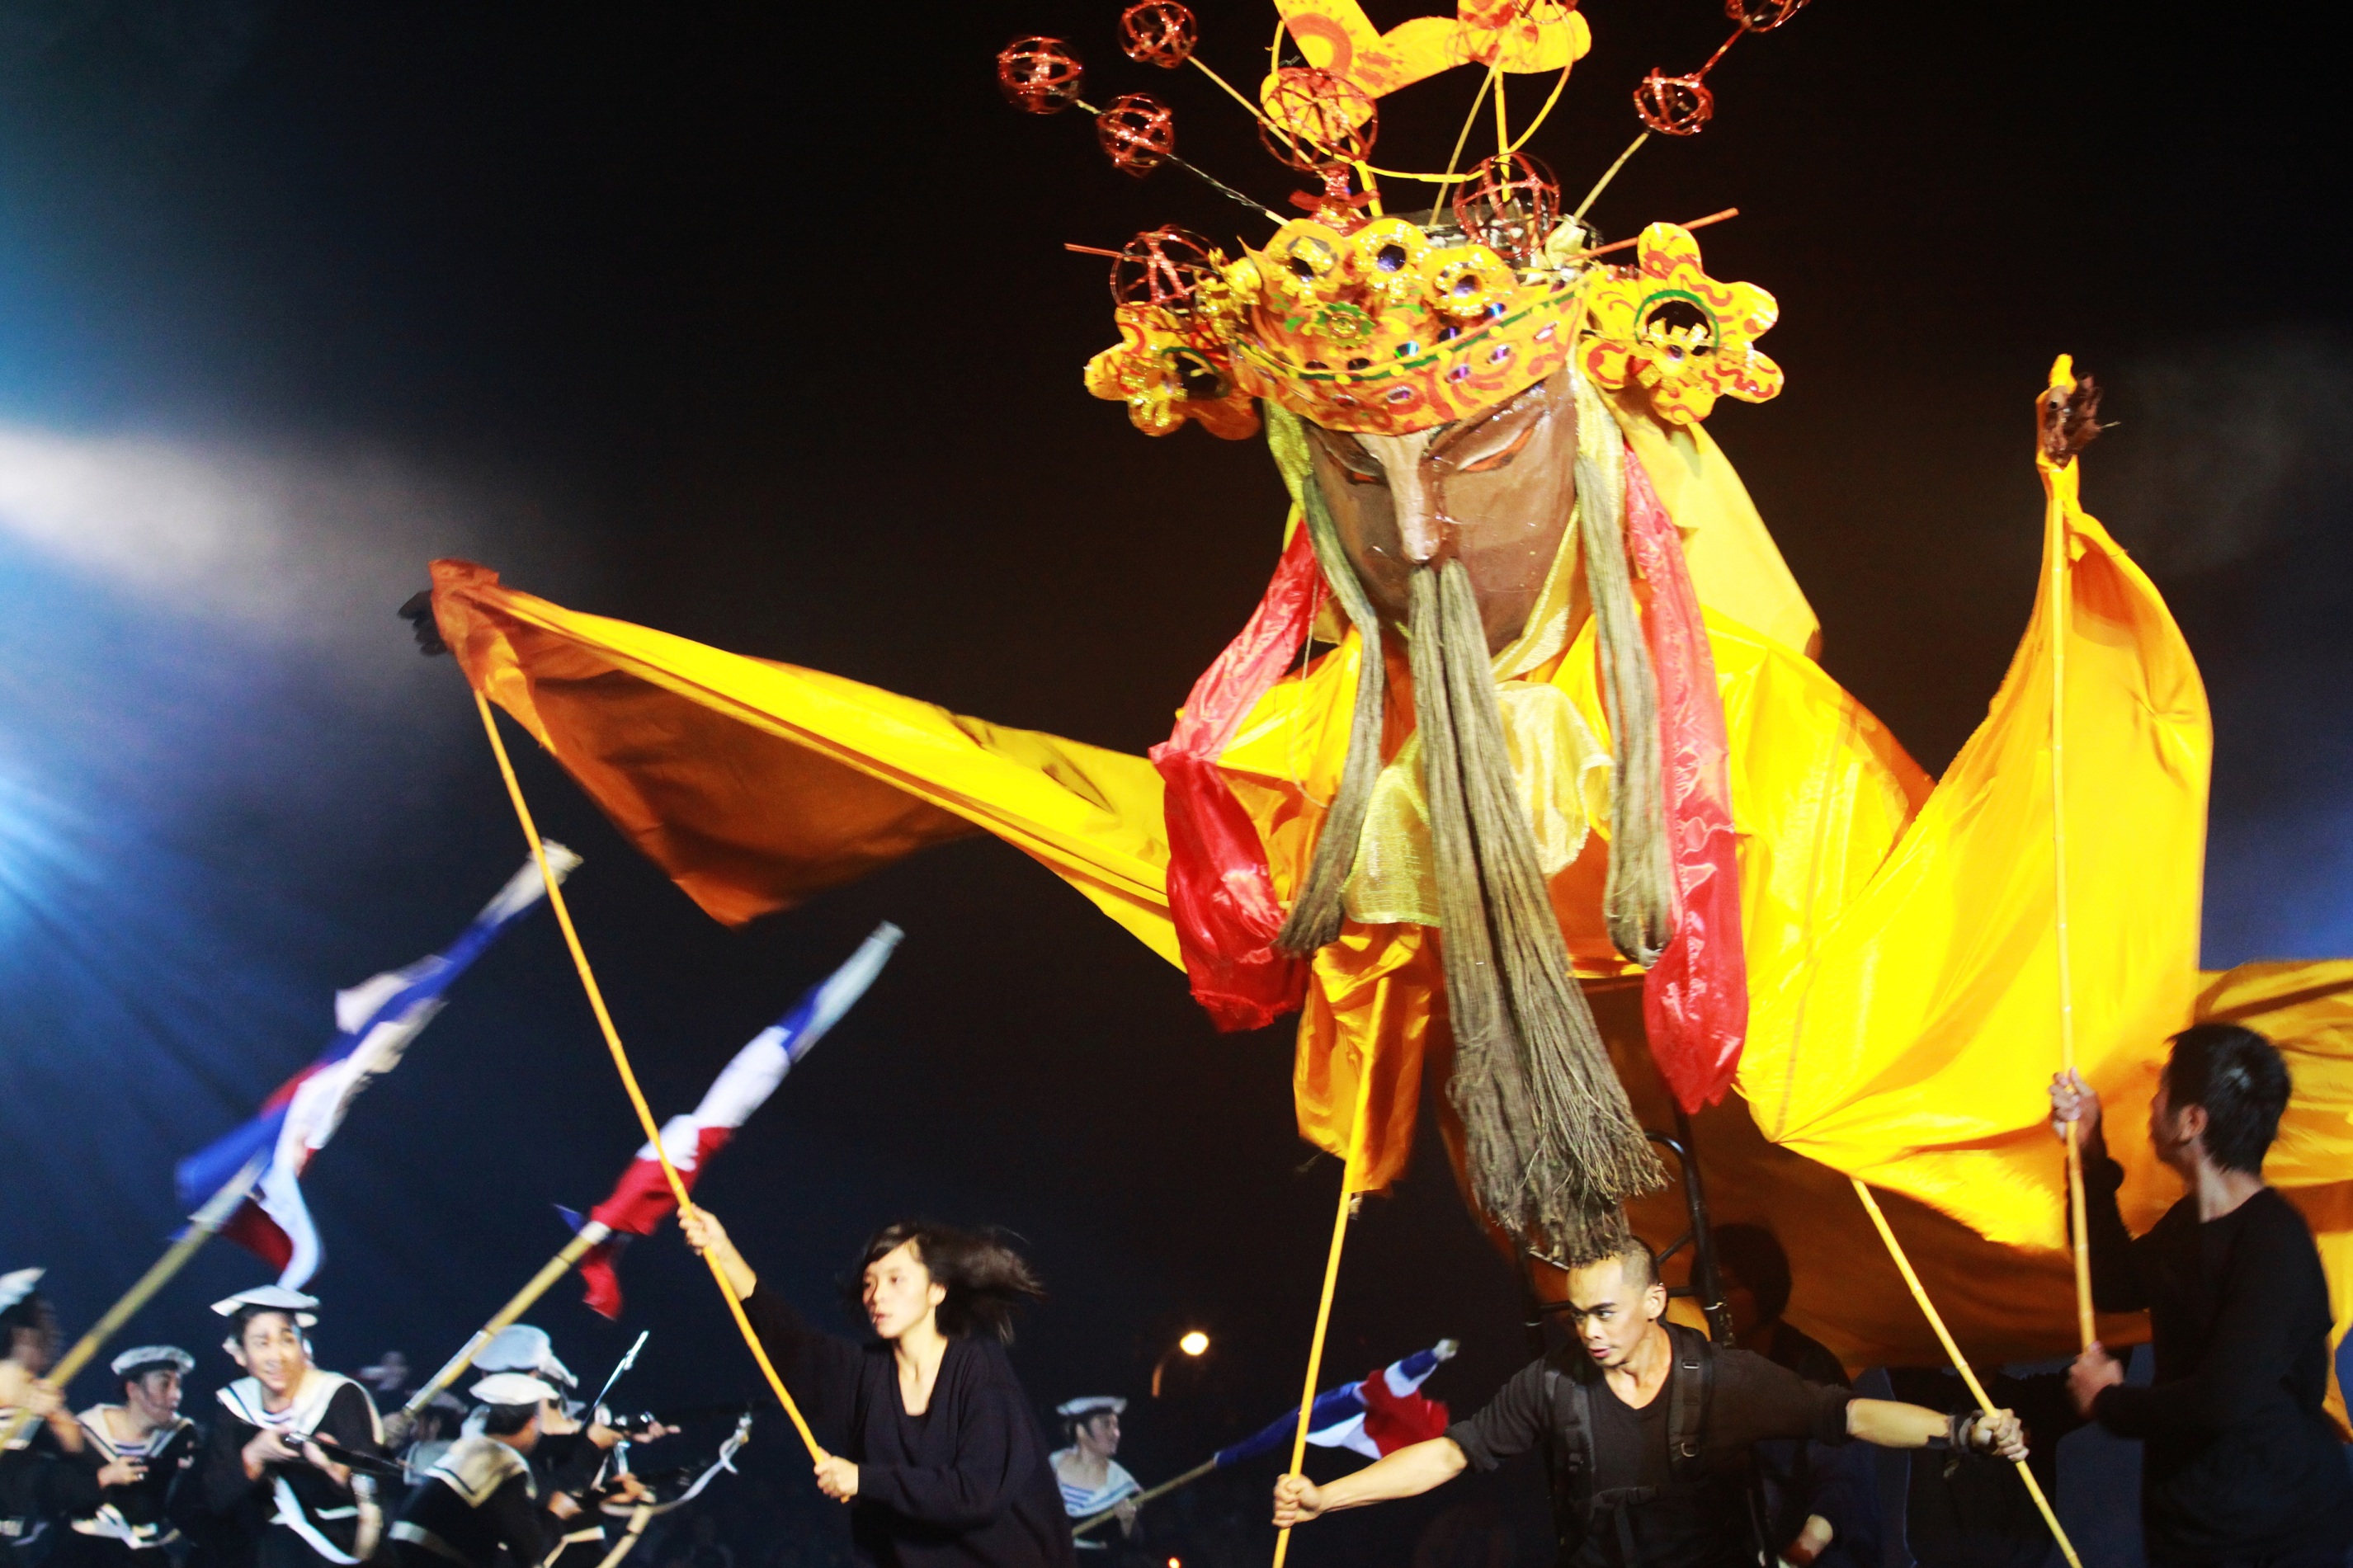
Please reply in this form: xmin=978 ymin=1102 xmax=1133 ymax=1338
xmin=1178 ymin=1330 xmax=1209 ymax=1356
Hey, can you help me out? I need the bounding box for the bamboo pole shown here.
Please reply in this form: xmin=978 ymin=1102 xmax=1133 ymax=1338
xmin=0 ymin=1156 xmax=265 ymax=1448
xmin=471 ymin=691 xmax=822 ymax=1462
xmin=392 ymin=1220 xmax=615 ymax=1437
xmin=2044 ymin=375 xmax=2096 ymax=1352
xmin=1270 ymin=1060 xmax=1377 ymax=1568
xmin=1073 ymin=1457 xmax=1219 ymax=1537
xmin=1851 ymin=1180 xmax=2084 ymax=1568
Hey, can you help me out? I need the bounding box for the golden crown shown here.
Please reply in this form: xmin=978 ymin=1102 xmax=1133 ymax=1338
xmin=1084 ymin=215 xmax=1779 ymax=437
xmin=1005 ymin=0 xmax=1807 ymax=437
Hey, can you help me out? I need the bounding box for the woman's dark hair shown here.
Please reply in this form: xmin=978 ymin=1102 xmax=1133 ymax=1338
xmin=2166 ymin=1023 xmax=2292 ymax=1175
xmin=1711 ymin=1224 xmax=1793 ymax=1327
xmin=842 ymin=1222 xmax=1044 ymax=1344
xmin=0 ymin=1291 xmax=54 ymax=1349
xmin=1063 ymin=1410 xmax=1115 ymax=1446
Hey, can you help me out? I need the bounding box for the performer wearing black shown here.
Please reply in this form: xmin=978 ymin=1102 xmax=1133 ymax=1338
xmin=2051 ymin=1023 xmax=2353 ymax=1566
xmin=192 ymin=1287 xmax=388 ymax=1566
xmin=390 ymin=1371 xmax=619 ymax=1568
xmin=1884 ymin=1365 xmax=2080 ymax=1568
xmin=0 ymin=1270 xmax=122 ymax=1564
xmin=1712 ymin=1225 xmax=1878 ymax=1568
xmin=1271 ymin=1240 xmax=2025 ymax=1568
xmin=58 ymin=1345 xmax=201 ymax=1565
xmin=682 ymin=1208 xmax=1077 ymax=1568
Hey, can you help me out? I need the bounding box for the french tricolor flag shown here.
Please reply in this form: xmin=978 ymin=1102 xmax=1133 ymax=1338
xmin=1214 ymin=1341 xmax=1458 ymax=1466
xmin=573 ymin=922 xmax=903 ymax=1318
xmin=174 ymin=847 xmax=578 ymax=1288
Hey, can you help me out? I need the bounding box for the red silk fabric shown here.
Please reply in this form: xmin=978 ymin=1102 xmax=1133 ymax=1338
xmin=1624 ymin=454 xmax=1750 ymax=1109
xmin=1151 ymin=525 xmax=1321 ymax=1030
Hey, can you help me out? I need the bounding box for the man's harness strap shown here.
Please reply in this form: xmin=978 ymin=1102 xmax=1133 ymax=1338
xmin=1540 ymin=1319 xmax=1718 ymax=1542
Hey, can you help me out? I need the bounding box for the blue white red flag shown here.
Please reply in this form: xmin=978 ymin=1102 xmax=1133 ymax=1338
xmin=174 ymin=846 xmax=578 ymax=1288
xmin=573 ymin=921 xmax=903 ymax=1317
xmin=1214 ymin=1340 xmax=1458 ymax=1466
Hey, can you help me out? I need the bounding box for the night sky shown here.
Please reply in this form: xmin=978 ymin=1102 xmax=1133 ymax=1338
xmin=0 ymin=2 xmax=2345 ymax=1563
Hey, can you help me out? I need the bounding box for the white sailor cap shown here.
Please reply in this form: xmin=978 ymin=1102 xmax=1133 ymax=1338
xmin=470 ymin=1373 xmax=560 ymax=1408
xmin=210 ymin=1286 xmax=319 ymax=1327
xmin=0 ymin=1269 xmax=43 ymax=1316
xmin=111 ymin=1345 xmax=196 ymax=1378
xmin=1055 ymin=1396 xmax=1128 ymax=1419
xmin=474 ymin=1326 xmax=577 ymax=1389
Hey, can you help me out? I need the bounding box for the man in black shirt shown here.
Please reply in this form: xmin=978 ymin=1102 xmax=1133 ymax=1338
xmin=1271 ymin=1241 xmax=2025 ymax=1567
xmin=2051 ymin=1022 xmax=2353 ymax=1566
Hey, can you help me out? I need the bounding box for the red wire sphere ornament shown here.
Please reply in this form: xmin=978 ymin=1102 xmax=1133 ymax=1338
xmin=996 ymin=36 xmax=1087 ymax=115
xmin=1634 ymin=68 xmax=1715 ymax=136
xmin=1257 ymin=67 xmax=1378 ymax=174
xmin=1451 ymin=152 xmax=1561 ymax=266
xmin=1118 ymin=2 xmax=1199 ymax=69
xmin=1109 ymin=226 xmax=1220 ymax=316
xmin=1096 ymin=93 xmax=1177 ymax=177
xmin=1727 ymin=0 xmax=1809 ymax=31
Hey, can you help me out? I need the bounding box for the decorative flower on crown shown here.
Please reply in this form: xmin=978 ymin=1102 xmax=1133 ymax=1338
xmin=1578 ymin=222 xmax=1782 ymax=426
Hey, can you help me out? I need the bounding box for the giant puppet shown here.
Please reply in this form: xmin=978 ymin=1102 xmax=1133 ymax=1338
xmin=422 ymin=0 xmax=2353 ymax=1374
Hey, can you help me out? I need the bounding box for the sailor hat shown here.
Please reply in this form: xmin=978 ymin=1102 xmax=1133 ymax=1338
xmin=474 ymin=1325 xmax=577 ymax=1389
xmin=111 ymin=1345 xmax=196 ymax=1377
xmin=470 ymin=1372 xmax=560 ymax=1408
xmin=1055 ymin=1396 xmax=1128 ymax=1419
xmin=210 ymin=1286 xmax=319 ymax=1327
xmin=0 ymin=1269 xmax=42 ymax=1316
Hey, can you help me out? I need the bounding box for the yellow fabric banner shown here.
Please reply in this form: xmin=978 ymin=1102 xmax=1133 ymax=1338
xmin=426 ymin=432 xmax=2353 ymax=1372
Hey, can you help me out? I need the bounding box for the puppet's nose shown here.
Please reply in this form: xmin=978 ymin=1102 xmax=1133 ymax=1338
xmin=1390 ymin=463 xmax=1443 ymax=563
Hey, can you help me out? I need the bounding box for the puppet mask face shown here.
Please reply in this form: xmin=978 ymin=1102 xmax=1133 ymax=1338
xmin=1305 ymin=372 xmax=1577 ymax=653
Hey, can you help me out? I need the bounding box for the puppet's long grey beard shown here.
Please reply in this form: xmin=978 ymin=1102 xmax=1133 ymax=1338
xmin=1268 ymin=387 xmax=1674 ymax=1260
xmin=1406 ymin=558 xmax=1663 ymax=1263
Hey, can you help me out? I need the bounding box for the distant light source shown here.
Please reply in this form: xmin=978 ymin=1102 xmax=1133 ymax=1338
xmin=1152 ymin=1330 xmax=1214 ymax=1396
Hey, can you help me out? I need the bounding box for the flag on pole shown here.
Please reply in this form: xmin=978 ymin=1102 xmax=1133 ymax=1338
xmin=174 ymin=845 xmax=580 ymax=1288
xmin=1213 ymin=1341 xmax=1457 ymax=1466
xmin=573 ymin=922 xmax=903 ymax=1318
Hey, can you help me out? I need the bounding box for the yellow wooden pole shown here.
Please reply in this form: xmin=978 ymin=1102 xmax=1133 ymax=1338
xmin=0 ymin=1156 xmax=264 ymax=1449
xmin=396 ymin=1220 xmax=615 ymax=1431
xmin=2044 ymin=359 xmax=2096 ymax=1352
xmin=471 ymin=690 xmax=823 ymax=1463
xmin=1270 ymin=1057 xmax=1377 ymax=1568
xmin=1852 ymin=1180 xmax=2083 ymax=1568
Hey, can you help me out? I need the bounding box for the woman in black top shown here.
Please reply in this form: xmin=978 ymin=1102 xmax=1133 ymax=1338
xmin=681 ymin=1209 xmax=1076 ymax=1568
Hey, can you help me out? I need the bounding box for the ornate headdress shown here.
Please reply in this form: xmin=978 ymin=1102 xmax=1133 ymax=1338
xmin=1001 ymin=0 xmax=1804 ymax=440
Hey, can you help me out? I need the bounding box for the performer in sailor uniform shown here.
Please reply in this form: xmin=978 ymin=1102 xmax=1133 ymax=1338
xmin=1048 ymin=1398 xmax=1139 ymax=1554
xmin=58 ymin=1346 xmax=201 ymax=1565
xmin=0 ymin=1270 xmax=120 ymax=1565
xmin=456 ymin=1328 xmax=644 ymax=1563
xmin=192 ymin=1287 xmax=388 ymax=1567
xmin=390 ymin=1372 xmax=614 ymax=1568
xmin=466 ymin=1328 xmax=602 ymax=1495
